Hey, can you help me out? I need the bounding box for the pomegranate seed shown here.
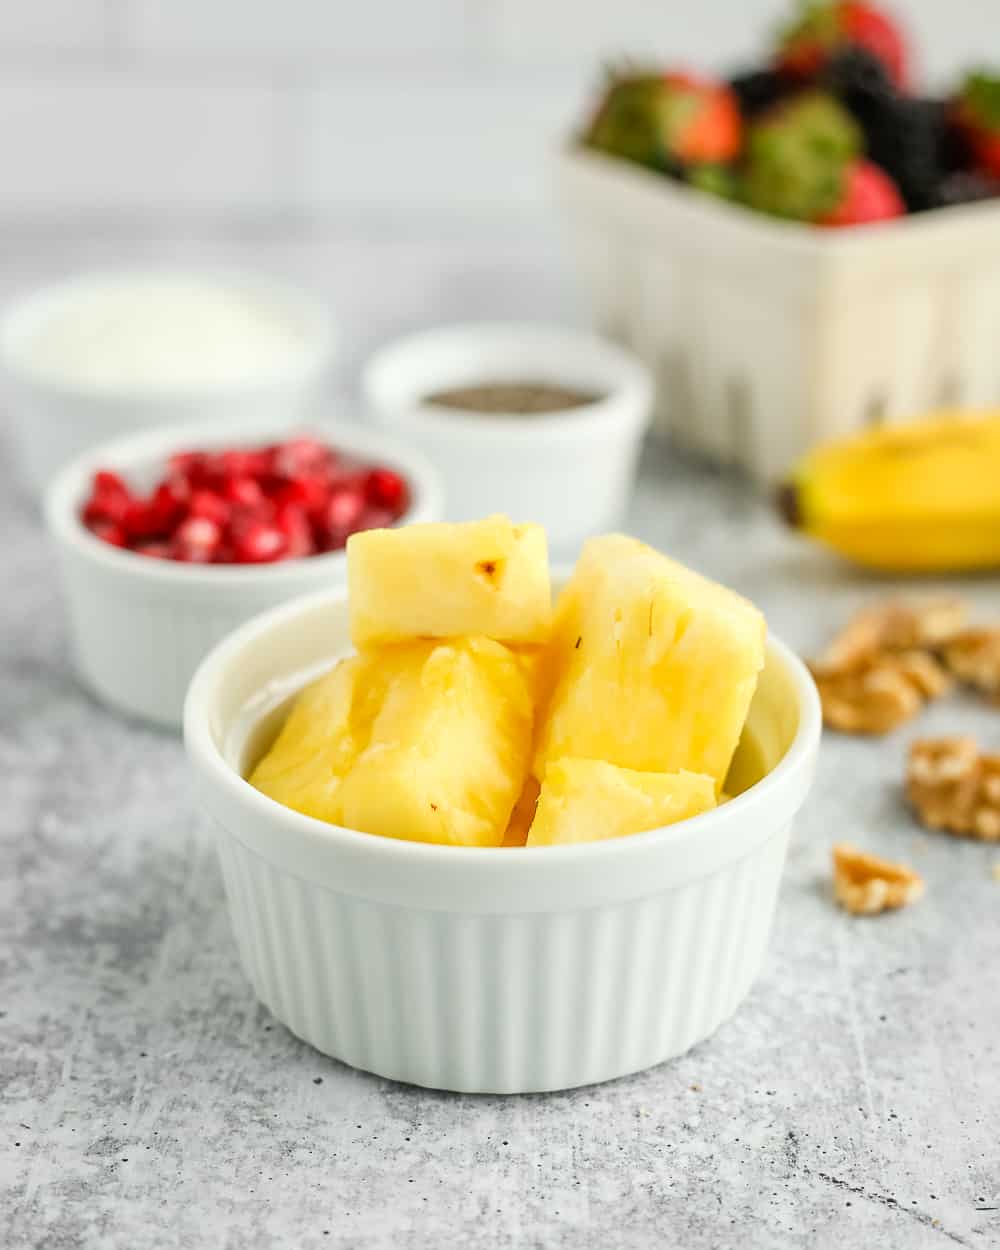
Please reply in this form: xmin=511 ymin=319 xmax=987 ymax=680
xmin=173 ymin=516 xmax=223 ymax=561
xmin=187 ymin=490 xmax=231 ymax=526
xmin=234 ymin=522 xmax=287 ymax=564
xmin=359 ymin=506 xmax=396 ymax=531
xmin=271 ymin=436 xmax=329 ymax=479
xmin=89 ymin=520 xmax=127 ymax=547
xmin=273 ymin=476 xmax=328 ymax=516
xmin=149 ymin=477 xmax=190 ymax=530
xmin=93 ymin=469 xmax=130 ymax=499
xmin=221 ymin=448 xmax=270 ymax=479
xmin=366 ymin=467 xmax=407 ymax=513
xmin=323 ymin=486 xmax=366 ymax=533
xmin=223 ymin=476 xmax=264 ymax=508
xmin=134 ymin=541 xmax=172 ymax=559
xmin=275 ymin=503 xmax=315 ymax=558
xmin=121 ymin=499 xmax=164 ymax=541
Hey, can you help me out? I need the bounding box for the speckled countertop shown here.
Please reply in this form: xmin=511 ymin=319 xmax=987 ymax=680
xmin=2 ymin=238 xmax=999 ymax=1250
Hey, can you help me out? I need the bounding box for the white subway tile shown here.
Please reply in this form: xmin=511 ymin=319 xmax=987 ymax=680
xmin=299 ymin=76 xmax=583 ymax=214
xmin=0 ymin=1 xmax=106 ymax=52
xmin=127 ymin=0 xmax=474 ymax=61
xmin=0 ymin=75 xmax=284 ymax=216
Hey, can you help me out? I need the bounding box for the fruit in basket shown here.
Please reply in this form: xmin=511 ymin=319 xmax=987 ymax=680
xmin=953 ymin=72 xmax=1000 ymax=180
xmin=775 ymin=1 xmax=909 ymax=91
xmin=525 ymin=759 xmax=716 ymax=847
xmin=778 ymin=413 xmax=1000 ymax=571
xmin=817 ymin=157 xmax=903 ymax=224
xmin=743 ymin=92 xmax=862 ymax=220
xmin=347 ymin=515 xmax=552 ymax=648
xmin=532 ymin=535 xmax=766 ymax=792
xmin=584 ymin=70 xmax=740 ymax=170
xmin=729 ymin=69 xmax=793 ymax=119
xmin=821 ymin=48 xmax=946 ymax=212
xmin=252 ymin=636 xmax=534 ymax=847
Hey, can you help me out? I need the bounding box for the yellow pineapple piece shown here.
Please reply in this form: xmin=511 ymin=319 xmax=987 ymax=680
xmin=502 ymin=776 xmax=541 ymax=846
xmin=533 ymin=535 xmax=766 ymax=792
xmin=248 ymin=655 xmax=383 ymax=822
xmin=251 ymin=637 xmax=533 ymax=847
xmin=526 ymin=759 xmax=716 ymax=847
xmin=347 ymin=515 xmax=552 ymax=648
xmin=338 ymin=636 xmax=532 ymax=847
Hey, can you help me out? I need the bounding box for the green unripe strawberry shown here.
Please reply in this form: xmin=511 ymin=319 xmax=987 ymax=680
xmin=743 ymin=91 xmax=862 ymax=220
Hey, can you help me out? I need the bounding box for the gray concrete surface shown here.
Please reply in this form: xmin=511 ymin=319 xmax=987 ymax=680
xmin=2 ymin=267 xmax=999 ymax=1247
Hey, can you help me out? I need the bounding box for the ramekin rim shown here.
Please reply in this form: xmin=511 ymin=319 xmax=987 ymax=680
xmin=42 ymin=416 xmax=444 ymax=588
xmin=183 ymin=583 xmax=822 ymax=869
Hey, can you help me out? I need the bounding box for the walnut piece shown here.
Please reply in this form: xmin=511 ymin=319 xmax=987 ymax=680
xmin=906 ymin=737 xmax=1000 ymax=840
xmin=832 ymin=843 xmax=925 ymax=915
xmin=941 ymin=628 xmax=1000 ymax=698
xmin=815 ymin=598 xmax=966 ymax=673
xmin=812 ymin=653 xmax=925 ymax=734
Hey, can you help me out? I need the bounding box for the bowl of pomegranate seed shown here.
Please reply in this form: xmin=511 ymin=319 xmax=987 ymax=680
xmin=43 ymin=420 xmax=442 ymax=729
xmin=2 ymin=270 xmax=336 ymax=495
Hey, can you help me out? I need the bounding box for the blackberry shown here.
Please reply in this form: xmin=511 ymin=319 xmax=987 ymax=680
xmin=728 ymin=69 xmax=791 ymax=119
xmin=934 ymin=170 xmax=1000 ymax=208
xmin=821 ymin=46 xmax=896 ymax=103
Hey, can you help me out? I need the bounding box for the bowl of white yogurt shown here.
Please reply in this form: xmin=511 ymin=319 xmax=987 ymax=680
xmin=1 ymin=270 xmax=336 ymax=495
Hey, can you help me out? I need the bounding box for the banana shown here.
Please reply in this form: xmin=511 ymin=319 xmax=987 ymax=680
xmin=778 ymin=412 xmax=1000 ymax=572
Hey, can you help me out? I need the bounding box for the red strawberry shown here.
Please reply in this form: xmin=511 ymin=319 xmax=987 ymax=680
xmin=954 ymin=73 xmax=1000 ymax=180
xmin=777 ymin=2 xmax=908 ymax=92
xmin=818 ymin=158 xmax=904 ymax=225
xmin=661 ymin=72 xmax=742 ymax=164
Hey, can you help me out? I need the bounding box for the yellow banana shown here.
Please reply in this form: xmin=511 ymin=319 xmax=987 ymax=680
xmin=779 ymin=412 xmax=1000 ymax=572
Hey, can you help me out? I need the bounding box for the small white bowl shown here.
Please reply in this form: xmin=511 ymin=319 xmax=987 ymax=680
xmin=362 ymin=323 xmax=653 ymax=553
xmin=184 ymin=583 xmax=820 ymax=1094
xmin=3 ymin=269 xmax=336 ymax=496
xmin=44 ymin=419 xmax=442 ymax=730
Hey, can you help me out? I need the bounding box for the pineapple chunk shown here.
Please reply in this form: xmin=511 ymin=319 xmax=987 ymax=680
xmin=338 ymin=636 xmax=532 ymax=847
xmin=347 ymin=515 xmax=552 ymax=648
xmin=252 ymin=636 xmax=533 ymax=847
xmin=502 ymin=776 xmax=541 ymax=847
xmin=248 ymin=655 xmax=383 ymax=823
xmin=533 ymin=535 xmax=765 ymax=791
xmin=526 ymin=759 xmax=716 ymax=847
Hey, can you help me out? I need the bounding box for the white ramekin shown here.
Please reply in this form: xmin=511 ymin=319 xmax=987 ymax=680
xmin=43 ymin=419 xmax=442 ymax=730
xmin=362 ymin=323 xmax=653 ymax=554
xmin=184 ymin=583 xmax=821 ymax=1094
xmin=3 ymin=269 xmax=336 ymax=496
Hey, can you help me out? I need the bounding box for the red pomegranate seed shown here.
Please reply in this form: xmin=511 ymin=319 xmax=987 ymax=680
xmin=89 ymin=520 xmax=127 ymax=547
xmin=187 ymin=490 xmax=231 ymax=526
xmin=275 ymin=503 xmax=315 ymax=558
xmin=223 ymin=476 xmax=264 ymax=508
xmin=173 ymin=516 xmax=223 ymax=561
xmin=121 ymin=499 xmax=165 ymax=541
xmin=149 ymin=476 xmax=190 ymax=530
xmin=93 ymin=469 xmax=130 ymax=499
xmin=221 ymin=448 xmax=270 ymax=480
xmin=366 ymin=467 xmax=407 ymax=513
xmin=271 ymin=436 xmax=329 ymax=479
xmin=134 ymin=541 xmax=172 ymax=559
xmin=234 ymin=521 xmax=287 ymax=564
xmin=273 ymin=476 xmax=328 ymax=516
xmin=319 ymin=486 xmax=366 ymax=549
xmin=359 ymin=506 xmax=396 ymax=531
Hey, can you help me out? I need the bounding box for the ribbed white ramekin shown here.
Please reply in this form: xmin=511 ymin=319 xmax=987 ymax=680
xmin=184 ymin=584 xmax=821 ymax=1094
xmin=43 ymin=419 xmax=442 ymax=730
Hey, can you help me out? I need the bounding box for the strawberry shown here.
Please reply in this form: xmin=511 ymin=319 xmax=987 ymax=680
xmin=659 ymin=72 xmax=742 ymax=164
xmin=585 ymin=70 xmax=741 ymax=169
xmin=953 ymin=72 xmax=1000 ymax=180
xmin=776 ymin=2 xmax=909 ymax=92
xmin=743 ymin=92 xmax=862 ymax=221
xmin=817 ymin=158 xmax=904 ymax=224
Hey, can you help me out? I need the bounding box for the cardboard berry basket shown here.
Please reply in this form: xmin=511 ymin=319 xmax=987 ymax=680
xmin=557 ymin=146 xmax=1000 ymax=481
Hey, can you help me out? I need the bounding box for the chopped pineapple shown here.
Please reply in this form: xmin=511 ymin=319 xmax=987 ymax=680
xmin=347 ymin=515 xmax=552 ymax=648
xmin=533 ymin=535 xmax=765 ymax=792
xmin=526 ymin=759 xmax=716 ymax=847
xmin=252 ymin=636 xmax=533 ymax=847
xmin=249 ymin=655 xmax=382 ymax=822
xmin=502 ymin=776 xmax=541 ymax=846
xmin=339 ymin=636 xmax=532 ymax=847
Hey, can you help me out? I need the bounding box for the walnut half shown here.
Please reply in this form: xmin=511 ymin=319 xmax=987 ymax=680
xmin=811 ymin=652 xmax=947 ymax=735
xmin=941 ymin=628 xmax=1000 ymax=699
xmin=906 ymin=737 xmax=1000 ymax=841
xmin=832 ymin=843 xmax=925 ymax=915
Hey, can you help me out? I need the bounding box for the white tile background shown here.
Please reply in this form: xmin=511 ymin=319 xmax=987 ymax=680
xmin=0 ymin=0 xmax=995 ymax=230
